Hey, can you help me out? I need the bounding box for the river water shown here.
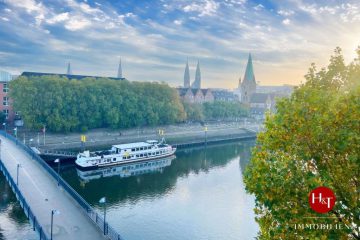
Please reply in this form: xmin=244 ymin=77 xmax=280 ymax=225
xmin=0 ymin=140 xmax=258 ymax=240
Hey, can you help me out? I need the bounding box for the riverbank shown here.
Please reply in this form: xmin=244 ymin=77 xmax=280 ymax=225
xmin=16 ymin=121 xmax=261 ymax=152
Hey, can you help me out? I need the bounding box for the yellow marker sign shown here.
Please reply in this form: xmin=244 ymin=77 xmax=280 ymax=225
xmin=204 ymin=127 xmax=208 ymax=132
xmin=81 ymin=135 xmax=86 ymax=142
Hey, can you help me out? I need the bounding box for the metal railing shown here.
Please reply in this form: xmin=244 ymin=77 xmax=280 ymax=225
xmin=0 ymin=159 xmax=49 ymax=240
xmin=171 ymin=131 xmax=257 ymax=149
xmin=0 ymin=131 xmax=125 ymax=240
xmin=41 ymin=149 xmax=77 ymax=157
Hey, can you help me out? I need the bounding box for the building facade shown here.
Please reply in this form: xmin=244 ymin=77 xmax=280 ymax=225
xmin=177 ymin=88 xmax=214 ymax=103
xmin=0 ymin=70 xmax=16 ymax=122
xmin=239 ymin=54 xmax=257 ymax=104
xmin=191 ymin=61 xmax=201 ymax=89
xmin=183 ymin=60 xmax=190 ymax=88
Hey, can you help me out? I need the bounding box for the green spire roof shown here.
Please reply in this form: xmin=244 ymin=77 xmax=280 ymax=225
xmin=243 ymin=53 xmax=255 ymax=84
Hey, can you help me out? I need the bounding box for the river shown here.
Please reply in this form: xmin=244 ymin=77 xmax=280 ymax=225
xmin=0 ymin=140 xmax=258 ymax=240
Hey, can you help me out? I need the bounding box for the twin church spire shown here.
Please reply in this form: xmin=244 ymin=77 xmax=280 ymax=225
xmin=65 ymin=57 xmax=124 ymax=79
xmin=183 ymin=59 xmax=201 ymax=89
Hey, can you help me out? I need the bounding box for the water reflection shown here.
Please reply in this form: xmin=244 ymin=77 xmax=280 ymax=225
xmin=0 ymin=172 xmax=37 ymax=240
xmin=76 ymin=155 xmax=175 ymax=183
xmin=62 ymin=141 xmax=255 ymax=207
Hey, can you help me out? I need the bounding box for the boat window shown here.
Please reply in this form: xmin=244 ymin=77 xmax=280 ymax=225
xmin=136 ymin=154 xmax=139 ymax=157
xmin=140 ymin=147 xmax=143 ymax=150
xmin=123 ymin=156 xmax=126 ymax=160
xmin=140 ymin=154 xmax=143 ymax=157
xmin=127 ymin=156 xmax=131 ymax=159
xmin=113 ymin=158 xmax=116 ymax=161
xmin=156 ymin=151 xmax=159 ymax=155
xmin=131 ymin=148 xmax=135 ymax=152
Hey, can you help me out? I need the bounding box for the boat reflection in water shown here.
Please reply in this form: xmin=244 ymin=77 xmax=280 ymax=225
xmin=76 ymin=155 xmax=176 ymax=183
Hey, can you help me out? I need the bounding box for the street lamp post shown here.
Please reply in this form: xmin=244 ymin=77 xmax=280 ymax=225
xmin=16 ymin=163 xmax=21 ymax=185
xmin=99 ymin=197 xmax=107 ymax=235
xmin=43 ymin=125 xmax=46 ymax=146
xmin=50 ymin=209 xmax=60 ymax=240
xmin=37 ymin=132 xmax=40 ymax=146
xmin=3 ymin=123 xmax=6 ymax=136
xmin=54 ymin=158 xmax=60 ymax=186
xmin=204 ymin=126 xmax=208 ymax=145
xmin=14 ymin=127 xmax=17 ymax=139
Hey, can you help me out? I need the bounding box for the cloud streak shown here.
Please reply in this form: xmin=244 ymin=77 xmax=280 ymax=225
xmin=0 ymin=0 xmax=359 ymax=88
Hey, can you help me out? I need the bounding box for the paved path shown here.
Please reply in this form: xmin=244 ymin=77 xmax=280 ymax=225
xmin=23 ymin=121 xmax=262 ymax=151
xmin=0 ymin=135 xmax=107 ymax=240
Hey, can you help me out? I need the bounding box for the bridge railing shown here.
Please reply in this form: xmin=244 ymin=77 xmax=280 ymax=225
xmin=0 ymin=159 xmax=49 ymax=240
xmin=0 ymin=131 xmax=125 ymax=240
xmin=42 ymin=149 xmax=77 ymax=156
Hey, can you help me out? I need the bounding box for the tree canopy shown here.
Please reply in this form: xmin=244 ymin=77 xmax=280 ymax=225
xmin=244 ymin=47 xmax=360 ymax=239
xmin=10 ymin=76 xmax=186 ymax=132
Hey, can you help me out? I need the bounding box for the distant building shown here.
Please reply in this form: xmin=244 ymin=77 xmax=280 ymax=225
xmin=183 ymin=59 xmax=190 ymax=88
xmin=211 ymin=89 xmax=238 ymax=102
xmin=177 ymin=88 xmax=214 ymax=103
xmin=117 ymin=58 xmax=123 ymax=78
xmin=66 ymin=62 xmax=72 ymax=75
xmin=21 ymin=72 xmax=126 ymax=81
xmin=0 ymin=70 xmax=17 ymax=123
xmin=22 ymin=61 xmax=126 ymax=80
xmin=256 ymin=85 xmax=294 ymax=96
xmin=239 ymin=54 xmax=257 ymax=104
xmin=191 ymin=61 xmax=201 ymax=89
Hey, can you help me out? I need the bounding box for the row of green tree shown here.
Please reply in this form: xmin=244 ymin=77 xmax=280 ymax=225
xmin=9 ymin=75 xmax=248 ymax=132
xmin=244 ymin=47 xmax=360 ymax=239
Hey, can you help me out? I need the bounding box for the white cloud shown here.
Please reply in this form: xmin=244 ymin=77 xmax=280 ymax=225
xmin=48 ymin=39 xmax=88 ymax=51
xmin=47 ymin=12 xmax=70 ymax=24
xmin=277 ymin=9 xmax=294 ymax=16
xmin=254 ymin=4 xmax=264 ymax=11
xmin=282 ymin=18 xmax=291 ymax=25
xmin=64 ymin=17 xmax=91 ymax=31
xmin=65 ymin=0 xmax=102 ymax=14
xmin=174 ymin=20 xmax=182 ymax=25
xmin=1 ymin=17 xmax=10 ymax=21
xmin=183 ymin=0 xmax=219 ymax=17
xmin=4 ymin=8 xmax=12 ymax=12
xmin=4 ymin=0 xmax=47 ymax=25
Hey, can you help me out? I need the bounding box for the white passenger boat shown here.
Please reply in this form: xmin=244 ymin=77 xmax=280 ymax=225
xmin=75 ymin=139 xmax=176 ymax=170
xmin=76 ymin=155 xmax=175 ymax=183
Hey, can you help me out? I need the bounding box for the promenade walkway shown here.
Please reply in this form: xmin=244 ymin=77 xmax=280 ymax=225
xmin=0 ymin=134 xmax=110 ymax=240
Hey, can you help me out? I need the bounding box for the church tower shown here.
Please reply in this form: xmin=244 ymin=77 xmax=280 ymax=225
xmin=66 ymin=62 xmax=72 ymax=75
xmin=191 ymin=60 xmax=201 ymax=89
xmin=117 ymin=58 xmax=123 ymax=78
xmin=240 ymin=53 xmax=256 ymax=103
xmin=183 ymin=59 xmax=190 ymax=88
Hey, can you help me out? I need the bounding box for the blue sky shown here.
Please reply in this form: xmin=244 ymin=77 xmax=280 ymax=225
xmin=0 ymin=0 xmax=359 ymax=88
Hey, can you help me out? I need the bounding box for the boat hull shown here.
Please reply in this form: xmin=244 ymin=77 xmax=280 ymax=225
xmin=75 ymin=148 xmax=176 ymax=170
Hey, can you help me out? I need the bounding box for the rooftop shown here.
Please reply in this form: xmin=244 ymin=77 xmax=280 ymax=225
xmin=112 ymin=142 xmax=152 ymax=149
xmin=21 ymin=71 xmax=126 ymax=81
